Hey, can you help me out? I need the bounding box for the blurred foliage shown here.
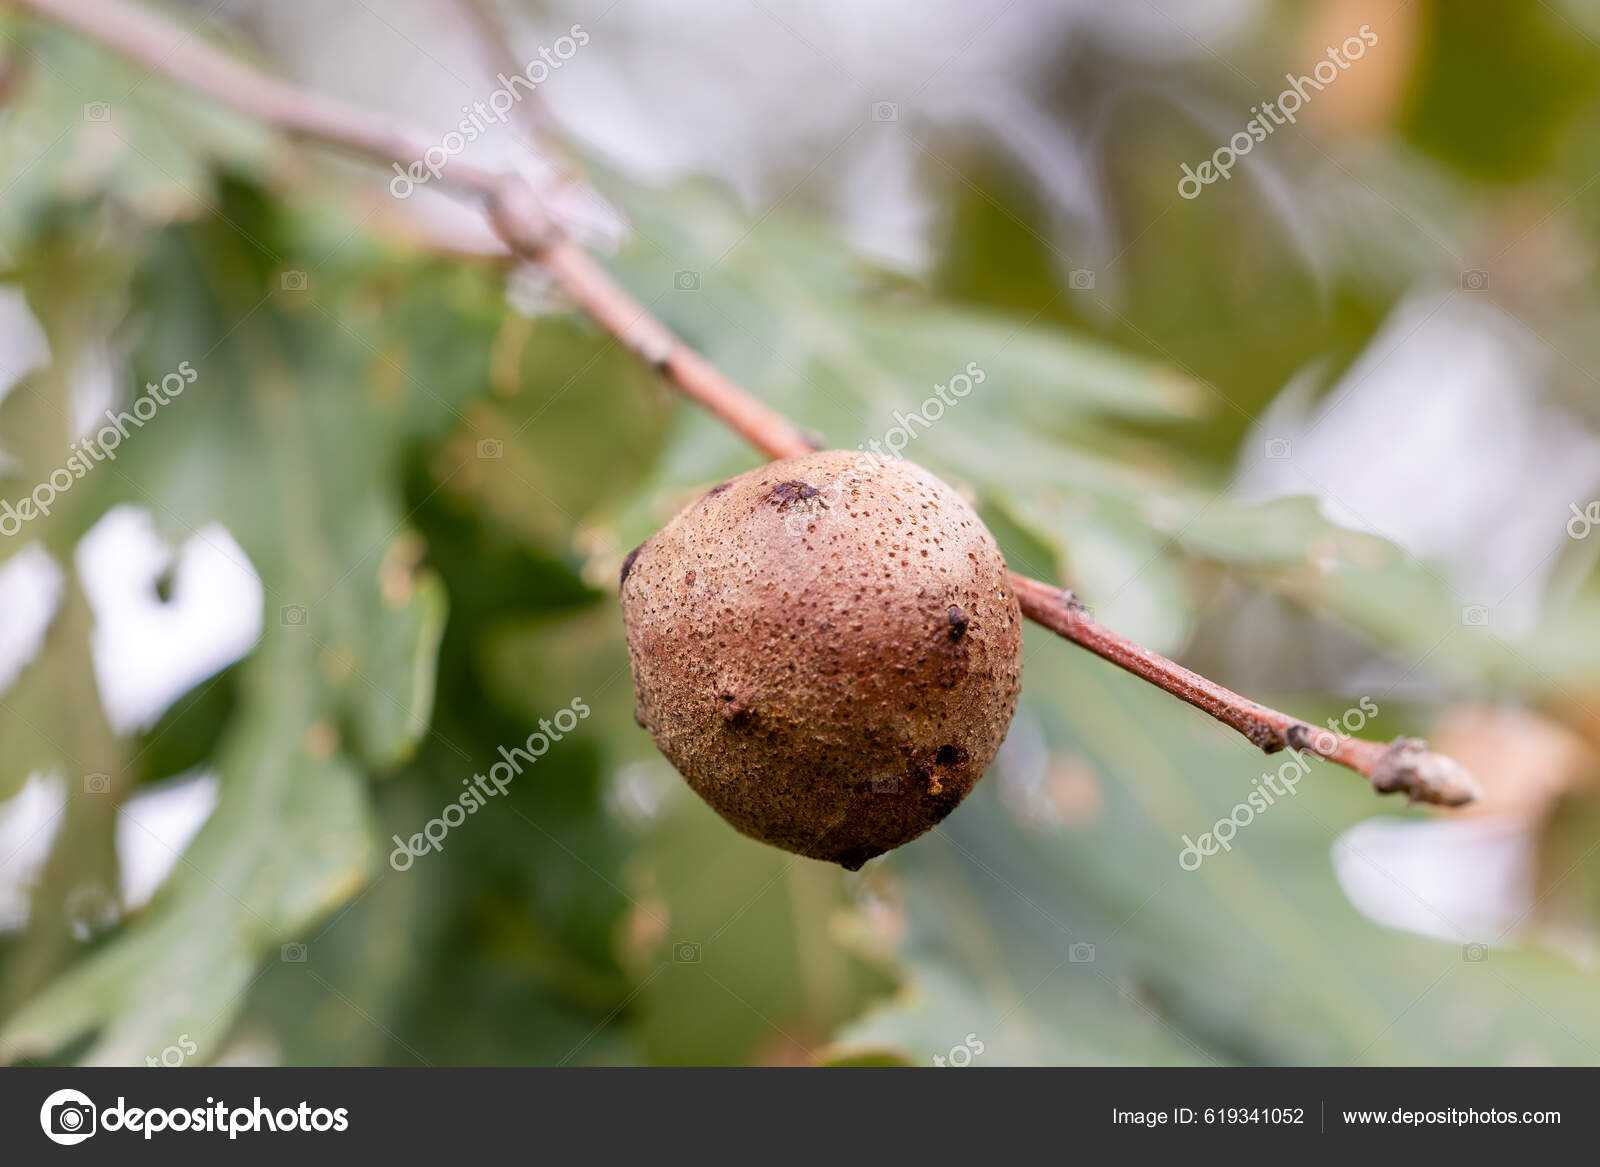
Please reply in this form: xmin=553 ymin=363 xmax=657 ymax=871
xmin=2 ymin=0 xmax=1600 ymax=1067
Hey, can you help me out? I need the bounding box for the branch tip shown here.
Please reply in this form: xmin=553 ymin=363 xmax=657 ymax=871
xmin=1369 ymin=737 xmax=1481 ymax=808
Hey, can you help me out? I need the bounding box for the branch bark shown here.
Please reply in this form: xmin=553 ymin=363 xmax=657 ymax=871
xmin=8 ymin=0 xmax=1480 ymax=807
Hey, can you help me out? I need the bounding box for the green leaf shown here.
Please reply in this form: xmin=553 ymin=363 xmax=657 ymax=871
xmin=622 ymin=790 xmax=897 ymax=1066
xmin=0 ymin=196 xmax=467 ymax=1061
xmin=832 ymin=630 xmax=1600 ymax=1065
xmin=0 ymin=20 xmax=272 ymax=255
xmin=0 ymin=633 xmax=374 ymax=1064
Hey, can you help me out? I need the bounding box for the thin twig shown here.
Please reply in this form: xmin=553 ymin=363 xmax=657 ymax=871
xmin=7 ymin=0 xmax=1481 ymax=806
xmin=1009 ymin=576 xmax=1478 ymax=805
xmin=448 ymin=0 xmax=580 ymax=182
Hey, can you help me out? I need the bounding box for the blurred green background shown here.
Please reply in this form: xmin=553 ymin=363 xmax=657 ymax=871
xmin=3 ymin=0 xmax=1600 ymax=1066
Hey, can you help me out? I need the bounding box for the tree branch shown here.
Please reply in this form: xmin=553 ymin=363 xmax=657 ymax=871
xmin=1010 ymin=577 xmax=1478 ymax=805
xmin=8 ymin=0 xmax=1480 ymax=807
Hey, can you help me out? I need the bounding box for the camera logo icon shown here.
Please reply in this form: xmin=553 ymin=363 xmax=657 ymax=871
xmin=1461 ymin=605 xmax=1489 ymax=627
xmin=476 ymin=438 xmax=504 ymax=459
xmin=1462 ymin=942 xmax=1488 ymax=962
xmin=672 ymin=941 xmax=701 ymax=963
xmin=40 ymin=1088 xmax=97 ymax=1145
xmin=870 ymin=775 xmax=901 ymax=794
xmin=1068 ymin=268 xmax=1096 ymax=290
xmin=673 ymin=270 xmax=700 ymax=291
xmin=871 ymin=101 xmax=898 ymax=122
xmin=280 ymin=270 xmax=308 ymax=292
xmin=1068 ymin=941 xmax=1096 ymax=963
xmin=83 ymin=102 xmax=111 ymax=122
xmin=83 ymin=773 xmax=110 ymax=795
xmin=281 ymin=941 xmax=308 ymax=962
xmin=280 ymin=605 xmax=308 ymax=627
xmin=1264 ymin=437 xmax=1292 ymax=460
xmin=1461 ymin=269 xmax=1490 ymax=291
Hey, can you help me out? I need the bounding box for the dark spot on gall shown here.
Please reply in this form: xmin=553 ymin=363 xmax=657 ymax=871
xmin=718 ymin=693 xmax=753 ymax=727
xmin=936 ymin=744 xmax=967 ymax=767
xmin=707 ymin=481 xmax=732 ymax=497
xmin=947 ymin=604 xmax=969 ymax=641
xmin=620 ymin=543 xmax=644 ymax=588
xmin=767 ymin=480 xmax=825 ymax=510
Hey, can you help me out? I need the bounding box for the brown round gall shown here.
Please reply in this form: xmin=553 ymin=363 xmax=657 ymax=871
xmin=620 ymin=450 xmax=1023 ymax=868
